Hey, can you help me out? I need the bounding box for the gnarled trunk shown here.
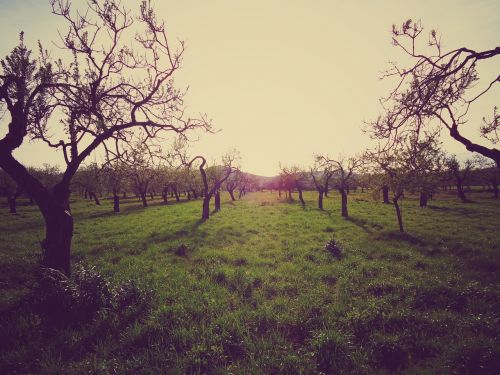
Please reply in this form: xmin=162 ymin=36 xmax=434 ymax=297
xmin=228 ymin=189 xmax=236 ymax=201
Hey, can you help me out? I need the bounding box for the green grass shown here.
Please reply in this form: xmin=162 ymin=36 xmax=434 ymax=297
xmin=1 ymin=191 xmax=499 ymax=374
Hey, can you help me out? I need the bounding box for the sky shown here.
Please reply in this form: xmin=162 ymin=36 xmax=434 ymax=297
xmin=0 ymin=0 xmax=499 ymax=176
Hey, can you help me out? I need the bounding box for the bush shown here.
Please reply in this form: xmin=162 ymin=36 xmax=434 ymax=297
xmin=324 ymin=237 xmax=343 ymax=259
xmin=33 ymin=264 xmax=151 ymax=325
xmin=174 ymin=244 xmax=189 ymax=257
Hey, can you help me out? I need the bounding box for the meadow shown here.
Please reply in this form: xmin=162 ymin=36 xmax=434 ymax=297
xmin=0 ymin=190 xmax=499 ymax=374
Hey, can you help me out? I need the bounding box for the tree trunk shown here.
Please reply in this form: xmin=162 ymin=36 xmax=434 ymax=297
xmin=113 ymin=194 xmax=120 ymax=213
xmin=202 ymin=196 xmax=210 ymax=220
xmin=318 ymin=190 xmax=324 ymax=210
xmin=298 ymin=188 xmax=305 ymax=205
xmin=187 ymin=191 xmax=191 ymax=200
xmin=150 ymin=192 xmax=154 ymax=200
xmin=140 ymin=193 xmax=148 ymax=207
xmin=215 ymin=191 xmax=221 ymax=211
xmin=7 ymin=196 xmax=16 ymax=214
xmin=123 ymin=191 xmax=127 ymax=199
xmin=393 ymin=198 xmax=404 ymax=233
xmin=492 ymin=181 xmax=499 ymax=199
xmin=41 ymin=194 xmax=73 ymax=275
xmin=340 ymin=189 xmax=348 ymax=217
xmin=238 ymin=189 xmax=244 ymax=199
xmin=91 ymin=192 xmax=101 ymax=205
xmin=457 ymin=183 xmax=468 ymax=203
xmin=382 ymin=185 xmax=390 ymax=204
xmin=419 ymin=192 xmax=428 ymax=207
xmin=228 ymin=189 xmax=236 ymax=201
xmin=192 ymin=189 xmax=198 ymax=199
xmin=84 ymin=190 xmax=88 ymax=199
xmin=173 ymin=188 xmax=180 ymax=202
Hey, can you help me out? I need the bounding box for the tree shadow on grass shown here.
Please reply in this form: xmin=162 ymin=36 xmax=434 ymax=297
xmin=147 ymin=220 xmax=206 ymax=247
xmin=375 ymin=230 xmax=427 ymax=246
xmin=344 ymin=216 xmax=374 ymax=234
xmin=426 ymin=204 xmax=481 ymax=217
xmin=82 ymin=198 xmax=199 ymax=220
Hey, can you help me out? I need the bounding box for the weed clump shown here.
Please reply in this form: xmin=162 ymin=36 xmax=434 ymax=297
xmin=33 ymin=264 xmax=151 ymax=326
xmin=174 ymin=243 xmax=189 ymax=257
xmin=324 ymin=237 xmax=343 ymax=259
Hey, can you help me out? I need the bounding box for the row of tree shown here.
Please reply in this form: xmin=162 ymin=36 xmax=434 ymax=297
xmin=272 ymin=148 xmax=499 ymax=233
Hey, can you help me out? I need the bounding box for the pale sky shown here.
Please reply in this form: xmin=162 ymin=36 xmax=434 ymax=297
xmin=0 ymin=0 xmax=499 ymax=176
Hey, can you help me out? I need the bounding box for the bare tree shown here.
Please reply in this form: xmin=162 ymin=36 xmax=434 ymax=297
xmin=75 ymin=163 xmax=103 ymax=205
xmin=102 ymin=161 xmax=127 ymax=213
xmin=368 ymin=135 xmax=440 ymax=232
xmin=445 ymin=155 xmax=477 ymax=203
xmin=187 ymin=152 xmax=239 ymax=220
xmin=280 ymin=165 xmax=307 ymax=205
xmin=310 ymin=157 xmax=335 ymax=210
xmin=319 ymin=155 xmax=363 ymax=217
xmin=0 ymin=169 xmax=23 ymax=213
xmin=369 ymin=20 xmax=500 ymax=166
xmin=477 ymin=157 xmax=500 ymax=199
xmin=0 ymin=1 xmax=211 ymax=274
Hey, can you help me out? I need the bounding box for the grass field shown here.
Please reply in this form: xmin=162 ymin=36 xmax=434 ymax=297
xmin=0 ymin=190 xmax=499 ymax=374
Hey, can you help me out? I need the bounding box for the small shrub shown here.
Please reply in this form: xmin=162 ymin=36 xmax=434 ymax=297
xmin=34 ymin=265 xmax=113 ymax=325
xmin=324 ymin=237 xmax=343 ymax=259
xmin=33 ymin=264 xmax=152 ymax=325
xmin=174 ymin=244 xmax=189 ymax=257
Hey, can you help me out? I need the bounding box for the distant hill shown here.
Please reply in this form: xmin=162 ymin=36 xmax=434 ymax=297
xmin=243 ymin=172 xmax=277 ymax=187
